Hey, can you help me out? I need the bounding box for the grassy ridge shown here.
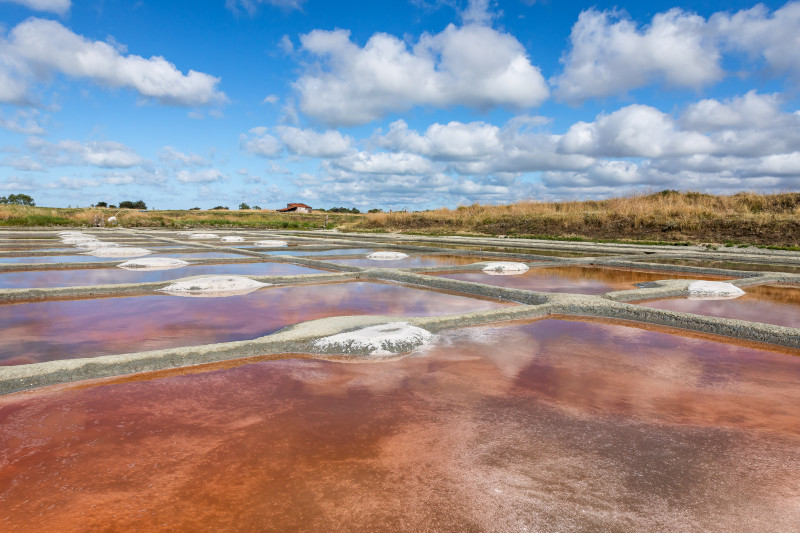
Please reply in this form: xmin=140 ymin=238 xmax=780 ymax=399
xmin=353 ymin=191 xmax=800 ymax=247
xmin=0 ymin=206 xmax=362 ymax=230
xmin=2 ymin=191 xmax=800 ymax=247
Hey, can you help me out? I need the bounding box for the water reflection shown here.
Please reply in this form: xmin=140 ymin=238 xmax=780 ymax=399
xmin=0 ymin=281 xmax=510 ymax=365
xmin=328 ymin=254 xmax=493 ymax=268
xmin=0 ymin=251 xmax=247 ymax=264
xmin=641 ymin=284 xmax=800 ymax=328
xmin=1 ymin=319 xmax=797 ymax=531
xmin=0 ymin=262 xmax=323 ymax=289
xmin=264 ymin=248 xmax=376 ymax=256
xmin=645 ymin=258 xmax=800 ymax=275
xmin=438 ymin=265 xmax=732 ymax=294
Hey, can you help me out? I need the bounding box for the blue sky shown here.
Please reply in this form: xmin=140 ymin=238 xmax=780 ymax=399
xmin=0 ymin=0 xmax=798 ymax=210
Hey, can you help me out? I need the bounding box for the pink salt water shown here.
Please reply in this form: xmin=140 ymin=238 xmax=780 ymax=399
xmin=1 ymin=318 xmax=798 ymax=531
xmin=0 ymin=261 xmax=324 ymax=289
xmin=0 ymin=281 xmax=510 ymax=365
xmin=327 ymin=253 xmax=496 ymax=268
xmin=641 ymin=283 xmax=800 ymax=328
xmin=0 ymin=251 xmax=246 ymax=264
xmin=437 ymin=265 xmax=733 ymax=295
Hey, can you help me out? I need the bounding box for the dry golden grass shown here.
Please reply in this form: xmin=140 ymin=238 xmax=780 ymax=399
xmin=353 ymin=191 xmax=800 ymax=247
xmin=0 ymin=206 xmax=362 ymax=230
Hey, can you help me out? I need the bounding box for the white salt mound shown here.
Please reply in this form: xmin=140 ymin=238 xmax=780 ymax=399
xmin=188 ymin=233 xmax=220 ymax=239
xmin=117 ymin=257 xmax=190 ymax=271
xmin=254 ymin=240 xmax=288 ymax=247
xmin=688 ymin=280 xmax=746 ymax=300
xmin=221 ymin=236 xmax=245 ymax=242
xmin=313 ymin=322 xmax=433 ymax=356
xmin=367 ymin=251 xmax=408 ymax=261
xmin=84 ymin=247 xmax=153 ymax=258
xmin=481 ymin=261 xmax=530 ymax=275
xmin=158 ymin=275 xmax=267 ymax=297
xmin=73 ymin=241 xmax=120 ymax=249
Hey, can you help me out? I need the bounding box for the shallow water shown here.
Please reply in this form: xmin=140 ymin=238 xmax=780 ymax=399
xmin=641 ymin=284 xmax=800 ymax=328
xmin=392 ymin=241 xmax=602 ymax=257
xmin=1 ymin=319 xmax=798 ymax=531
xmin=0 ymin=251 xmax=247 ymax=264
xmin=264 ymin=248 xmax=376 ymax=256
xmin=437 ymin=265 xmax=732 ymax=295
xmin=0 ymin=281 xmax=510 ymax=365
xmin=328 ymin=254 xmax=493 ymax=268
xmin=643 ymin=257 xmax=800 ymax=275
xmin=0 ymin=262 xmax=323 ymax=289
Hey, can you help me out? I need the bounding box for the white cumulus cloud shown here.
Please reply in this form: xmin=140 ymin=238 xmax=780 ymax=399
xmin=553 ymin=8 xmax=721 ymax=103
xmin=276 ymin=126 xmax=354 ymax=158
xmin=240 ymin=127 xmax=283 ymax=158
xmin=176 ymin=169 xmax=226 ymax=183
xmin=294 ymin=20 xmax=548 ymax=126
xmin=0 ymin=18 xmax=225 ymax=106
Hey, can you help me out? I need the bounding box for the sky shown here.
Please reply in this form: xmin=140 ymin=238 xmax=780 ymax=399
xmin=0 ymin=0 xmax=798 ymax=210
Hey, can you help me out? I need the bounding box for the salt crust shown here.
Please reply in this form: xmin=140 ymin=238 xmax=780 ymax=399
xmin=117 ymin=258 xmax=190 ymax=271
xmin=254 ymin=240 xmax=288 ymax=247
xmin=688 ymin=280 xmax=746 ymax=300
xmin=84 ymin=247 xmax=153 ymax=258
xmin=221 ymin=236 xmax=245 ymax=242
xmin=158 ymin=275 xmax=268 ymax=297
xmin=176 ymin=231 xmax=193 ymax=236
xmin=481 ymin=261 xmax=530 ymax=275
xmin=73 ymin=241 xmax=120 ymax=249
xmin=313 ymin=322 xmax=433 ymax=356
xmin=188 ymin=233 xmax=220 ymax=239
xmin=366 ymin=251 xmax=409 ymax=260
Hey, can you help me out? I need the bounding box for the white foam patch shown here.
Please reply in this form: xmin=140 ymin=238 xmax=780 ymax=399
xmin=73 ymin=241 xmax=120 ymax=249
xmin=481 ymin=261 xmax=530 ymax=275
xmin=254 ymin=240 xmax=288 ymax=247
xmin=688 ymin=280 xmax=746 ymax=300
xmin=117 ymin=257 xmax=190 ymax=271
xmin=313 ymin=322 xmax=433 ymax=357
xmin=84 ymin=247 xmax=153 ymax=258
xmin=367 ymin=251 xmax=409 ymax=260
xmin=175 ymin=231 xmax=193 ymax=236
xmin=221 ymin=236 xmax=245 ymax=242
xmin=158 ymin=275 xmax=268 ymax=297
xmin=188 ymin=233 xmax=220 ymax=239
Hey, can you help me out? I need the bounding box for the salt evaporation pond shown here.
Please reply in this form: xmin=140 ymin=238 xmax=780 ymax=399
xmin=642 ymin=257 xmax=800 ymax=275
xmin=327 ymin=254 xmax=497 ymax=268
xmin=0 ymin=262 xmax=324 ymax=289
xmin=641 ymin=283 xmax=800 ymax=328
xmin=0 ymin=251 xmax=246 ymax=264
xmin=264 ymin=247 xmax=376 ymax=256
xmin=437 ymin=265 xmax=733 ymax=295
xmin=1 ymin=319 xmax=798 ymax=531
xmin=0 ymin=281 xmax=510 ymax=365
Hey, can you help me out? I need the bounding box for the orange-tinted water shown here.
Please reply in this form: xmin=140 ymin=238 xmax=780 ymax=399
xmin=641 ymin=283 xmax=800 ymax=328
xmin=1 ymin=319 xmax=798 ymax=532
xmin=0 ymin=281 xmax=510 ymax=365
xmin=438 ymin=265 xmax=732 ymax=295
xmin=0 ymin=262 xmax=323 ymax=289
